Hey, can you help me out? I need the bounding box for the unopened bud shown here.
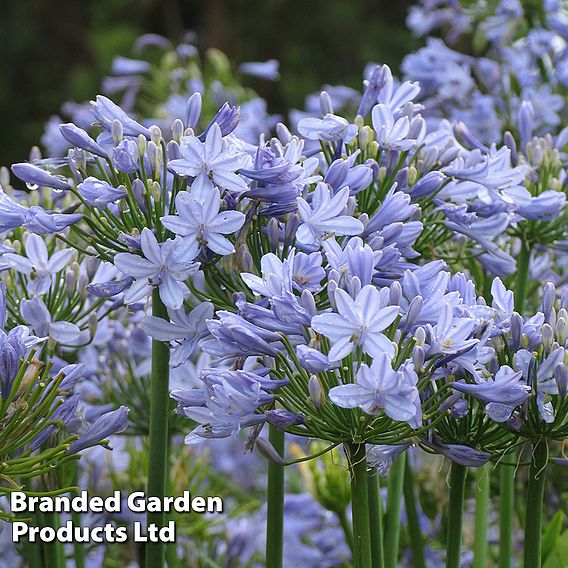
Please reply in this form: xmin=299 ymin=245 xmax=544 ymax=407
xmin=171 ymin=119 xmax=184 ymax=142
xmin=112 ymin=120 xmax=123 ymax=145
xmin=308 ymin=375 xmax=326 ymax=409
xmin=256 ymin=437 xmax=285 ymax=465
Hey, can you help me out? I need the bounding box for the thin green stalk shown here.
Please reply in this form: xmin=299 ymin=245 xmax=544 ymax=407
xmin=473 ymin=464 xmax=490 ymax=568
xmin=524 ymin=440 xmax=548 ymax=568
xmin=145 ymin=289 xmax=170 ymax=568
xmin=23 ymin=511 xmax=42 ymax=568
xmin=265 ymin=426 xmax=285 ymax=568
xmin=71 ymin=467 xmax=85 ymax=568
xmin=368 ymin=469 xmax=384 ymax=568
xmin=43 ymin=509 xmax=65 ymax=568
xmin=403 ymin=456 xmax=426 ymax=568
xmin=346 ymin=442 xmax=372 ymax=568
xmin=446 ymin=463 xmax=467 ymax=568
xmin=499 ymin=453 xmax=515 ymax=568
xmin=384 ymin=455 xmax=405 ymax=568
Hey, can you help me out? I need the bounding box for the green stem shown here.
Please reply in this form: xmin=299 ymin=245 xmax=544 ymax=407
xmin=515 ymin=238 xmax=531 ymax=313
xmin=403 ymin=456 xmax=426 ymax=568
xmin=524 ymin=440 xmax=548 ymax=568
xmin=446 ymin=462 xmax=467 ymax=568
xmin=498 ymin=454 xmax=515 ymax=568
xmin=346 ymin=443 xmax=372 ymax=568
xmin=384 ymin=455 xmax=405 ymax=568
xmin=145 ymin=289 xmax=170 ymax=568
xmin=266 ymin=426 xmax=285 ymax=568
xmin=71 ymin=467 xmax=85 ymax=568
xmin=23 ymin=511 xmax=42 ymax=568
xmin=473 ymin=464 xmax=490 ymax=568
xmin=43 ymin=509 xmax=65 ymax=568
xmin=368 ymin=469 xmax=384 ymax=568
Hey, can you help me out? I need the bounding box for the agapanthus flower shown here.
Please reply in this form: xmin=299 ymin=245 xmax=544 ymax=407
xmin=142 ymin=302 xmax=214 ymax=367
xmin=77 ymin=177 xmax=127 ymax=210
xmin=168 ymin=123 xmax=249 ymax=198
xmin=296 ymin=183 xmax=363 ymax=246
xmin=311 ymin=285 xmax=398 ymax=361
xmin=371 ymin=104 xmax=416 ymax=151
xmin=2 ymin=234 xmax=75 ymax=295
xmin=451 ymin=365 xmax=530 ymax=422
xmin=329 ymin=354 xmax=420 ymax=425
xmin=0 ymin=188 xmax=82 ymax=234
xmin=67 ymin=406 xmax=129 ymax=454
xmin=114 ymin=228 xmax=199 ymax=309
xmin=297 ymin=113 xmax=358 ymax=143
xmin=161 ymin=188 xmax=245 ymax=256
xmin=20 ymin=296 xmax=83 ymax=344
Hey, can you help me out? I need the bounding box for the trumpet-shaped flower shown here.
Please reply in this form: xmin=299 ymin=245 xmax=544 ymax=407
xmin=329 ymin=354 xmax=420 ymax=424
xmin=161 ymin=188 xmax=245 ymax=256
xmin=168 ymin=123 xmax=249 ymax=198
xmin=311 ymin=285 xmax=398 ymax=361
xmin=142 ymin=302 xmax=214 ymax=367
xmin=296 ymin=184 xmax=363 ymax=246
xmin=114 ymin=228 xmax=199 ymax=309
xmin=2 ymin=234 xmax=75 ymax=295
xmin=371 ymin=104 xmax=416 ymax=151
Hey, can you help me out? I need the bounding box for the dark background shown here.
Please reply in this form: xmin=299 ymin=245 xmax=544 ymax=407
xmin=0 ymin=0 xmax=415 ymax=166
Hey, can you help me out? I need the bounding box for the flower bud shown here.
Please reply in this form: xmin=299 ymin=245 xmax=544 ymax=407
xmin=511 ymin=312 xmax=523 ymax=350
xmin=65 ymin=268 xmax=77 ymax=298
xmin=412 ymin=345 xmax=425 ymax=372
xmin=256 ymin=437 xmax=285 ymax=465
xmin=88 ymin=312 xmax=98 ymax=338
xmin=137 ymin=134 xmax=147 ymax=156
xmin=414 ymin=326 xmax=426 ymax=347
xmin=556 ymin=316 xmax=568 ymax=346
xmin=131 ymin=178 xmax=147 ymax=212
xmin=276 ymin=122 xmax=292 ymax=144
xmin=171 ymin=118 xmax=184 ymax=142
xmin=320 ymin=91 xmax=334 ymax=115
xmin=111 ymin=119 xmax=123 ymax=144
xmin=308 ymin=375 xmax=326 ymax=409
xmin=266 ymin=218 xmax=280 ymax=250
xmin=185 ymin=92 xmax=202 ymax=130
xmin=389 ymin=281 xmax=402 ymax=306
xmin=404 ymin=295 xmax=423 ymax=332
xmin=149 ymin=125 xmax=162 ymax=146
xmin=542 ymin=323 xmax=554 ymax=352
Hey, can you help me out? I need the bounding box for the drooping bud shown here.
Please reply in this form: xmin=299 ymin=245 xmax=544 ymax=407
xmin=256 ymin=437 xmax=285 ymax=465
xmin=555 ymin=363 xmax=567 ymax=398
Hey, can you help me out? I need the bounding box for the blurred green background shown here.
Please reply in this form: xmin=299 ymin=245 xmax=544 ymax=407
xmin=0 ymin=0 xmax=415 ymax=166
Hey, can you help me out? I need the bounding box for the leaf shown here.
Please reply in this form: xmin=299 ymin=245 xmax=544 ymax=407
xmin=543 ymin=511 xmax=565 ymax=563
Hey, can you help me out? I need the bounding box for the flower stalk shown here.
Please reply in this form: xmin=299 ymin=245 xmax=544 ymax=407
xmin=145 ymin=289 xmax=171 ymax=568
xmin=266 ymin=426 xmax=285 ymax=568
xmin=403 ymin=456 xmax=426 ymax=568
xmin=367 ymin=469 xmax=384 ymax=568
xmin=524 ymin=439 xmax=548 ymax=568
xmin=446 ymin=462 xmax=467 ymax=568
xmin=384 ymin=455 xmax=405 ymax=568
xmin=346 ymin=442 xmax=372 ymax=568
xmin=473 ymin=464 xmax=490 ymax=568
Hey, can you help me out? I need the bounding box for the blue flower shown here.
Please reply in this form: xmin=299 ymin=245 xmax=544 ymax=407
xmin=168 ymin=123 xmax=249 ymax=198
xmin=114 ymin=228 xmax=199 ymax=309
xmin=142 ymin=302 xmax=214 ymax=367
xmin=67 ymin=406 xmax=129 ymax=454
xmin=11 ymin=163 xmax=70 ymax=191
xmin=3 ymin=234 xmax=75 ymax=295
xmin=297 ymin=114 xmax=358 ymax=143
xmin=77 ymin=177 xmax=127 ymax=210
xmin=311 ymin=285 xmax=398 ymax=361
xmin=91 ymin=95 xmax=150 ymax=138
xmin=296 ymin=183 xmax=363 ymax=246
xmin=451 ymin=365 xmax=530 ymax=422
xmin=161 ymin=188 xmax=245 ymax=256
xmin=329 ymin=354 xmax=420 ymax=425
xmin=371 ymin=104 xmax=416 ymax=151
